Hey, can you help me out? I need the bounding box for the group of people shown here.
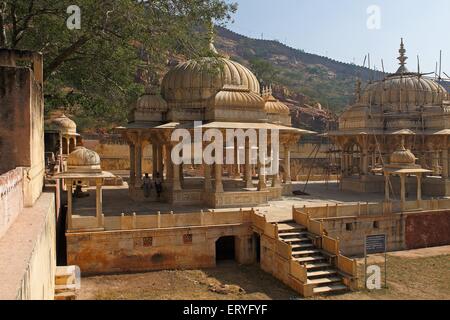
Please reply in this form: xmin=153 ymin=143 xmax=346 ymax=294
xmin=141 ymin=172 xmax=163 ymax=198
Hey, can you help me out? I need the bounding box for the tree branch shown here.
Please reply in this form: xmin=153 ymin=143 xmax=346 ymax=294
xmin=44 ymin=36 xmax=90 ymax=81
xmin=0 ymin=1 xmax=7 ymax=47
xmin=12 ymin=0 xmax=36 ymax=48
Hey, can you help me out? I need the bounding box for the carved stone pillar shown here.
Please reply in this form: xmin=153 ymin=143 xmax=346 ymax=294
xmin=272 ymin=173 xmax=281 ymax=187
xmin=417 ymin=174 xmax=422 ymax=201
xmin=384 ymin=173 xmax=390 ymax=202
xmin=66 ymin=180 xmax=73 ymax=230
xmin=258 ymin=164 xmax=267 ymax=190
xmin=245 ymin=143 xmax=253 ymax=188
xmin=362 ymin=145 xmax=369 ymax=175
xmin=284 ymin=146 xmax=291 ymax=184
xmin=129 ymin=143 xmax=136 ymax=187
xmin=152 ymin=144 xmax=158 ymax=178
xmin=215 ymin=163 xmax=224 ymax=193
xmin=204 ymin=164 xmax=212 ymax=191
xmin=442 ymin=148 xmax=449 ymax=179
xmin=157 ymin=144 xmax=164 ymax=176
xmin=96 ymin=179 xmax=103 ymax=228
xmin=400 ymin=173 xmax=406 ymax=210
xmin=136 ymin=142 xmax=142 ymax=183
xmin=172 ymin=163 xmax=182 ymax=191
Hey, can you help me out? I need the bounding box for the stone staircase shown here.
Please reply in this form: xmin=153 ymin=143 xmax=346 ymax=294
xmin=54 ymin=266 xmax=79 ymax=300
xmin=277 ymin=221 xmax=348 ymax=295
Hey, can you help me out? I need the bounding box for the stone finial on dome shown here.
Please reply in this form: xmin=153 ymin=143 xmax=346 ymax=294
xmin=396 ymin=38 xmax=409 ymax=74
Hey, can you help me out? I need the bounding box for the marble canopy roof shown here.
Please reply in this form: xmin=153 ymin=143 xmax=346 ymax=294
xmin=116 ymin=121 xmax=316 ymax=135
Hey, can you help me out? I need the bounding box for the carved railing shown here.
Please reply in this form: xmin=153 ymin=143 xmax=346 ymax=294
xmin=71 ymin=208 xmax=253 ymax=232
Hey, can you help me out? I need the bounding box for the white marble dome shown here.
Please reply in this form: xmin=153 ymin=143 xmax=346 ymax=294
xmin=50 ymin=114 xmax=77 ymax=135
xmin=67 ymin=147 xmax=101 ymax=172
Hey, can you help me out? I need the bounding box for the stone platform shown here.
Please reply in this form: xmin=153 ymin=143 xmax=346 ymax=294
xmin=72 ymin=181 xmax=391 ymax=222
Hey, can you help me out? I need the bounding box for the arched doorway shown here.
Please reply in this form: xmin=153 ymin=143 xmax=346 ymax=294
xmin=253 ymin=232 xmax=261 ymax=263
xmin=345 ymin=142 xmax=362 ymax=176
xmin=215 ymin=236 xmax=236 ymax=262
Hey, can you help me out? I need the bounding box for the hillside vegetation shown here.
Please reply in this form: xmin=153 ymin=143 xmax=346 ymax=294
xmin=215 ymin=27 xmax=384 ymax=113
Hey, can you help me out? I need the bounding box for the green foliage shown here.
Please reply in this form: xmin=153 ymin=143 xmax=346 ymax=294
xmin=249 ymin=57 xmax=278 ymax=84
xmin=0 ymin=0 xmax=237 ymax=131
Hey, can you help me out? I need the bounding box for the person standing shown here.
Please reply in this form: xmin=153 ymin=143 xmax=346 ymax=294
xmin=154 ymin=172 xmax=163 ymax=199
xmin=142 ymin=173 xmax=152 ymax=198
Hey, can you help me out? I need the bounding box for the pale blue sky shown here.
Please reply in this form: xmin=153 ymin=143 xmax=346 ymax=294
xmin=225 ymin=0 xmax=450 ymax=75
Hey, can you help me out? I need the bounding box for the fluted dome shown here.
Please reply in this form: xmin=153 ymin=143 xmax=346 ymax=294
xmin=264 ymin=94 xmax=290 ymax=115
xmin=50 ymin=114 xmax=76 ymax=135
xmin=361 ymin=39 xmax=448 ymax=107
xmin=211 ymin=86 xmax=265 ymax=109
xmin=361 ymin=74 xmax=447 ymax=107
xmin=161 ymin=57 xmax=260 ymax=104
xmin=136 ymin=86 xmax=168 ymax=112
xmin=67 ymin=147 xmax=101 ymax=173
xmin=390 ymin=145 xmax=416 ymax=165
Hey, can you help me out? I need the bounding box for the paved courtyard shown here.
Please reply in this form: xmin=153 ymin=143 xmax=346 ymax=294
xmin=72 ymin=180 xmax=389 ymax=222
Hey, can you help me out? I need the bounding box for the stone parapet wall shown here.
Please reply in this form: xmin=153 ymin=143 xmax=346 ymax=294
xmin=295 ymin=200 xmax=450 ymax=256
xmin=321 ymin=215 xmax=405 ymax=256
xmin=0 ymin=50 xmax=45 ymax=206
xmin=0 ymin=192 xmax=56 ymax=299
xmin=67 ymin=223 xmax=253 ymax=274
xmin=71 ymin=209 xmax=253 ymax=232
xmin=0 ymin=168 xmax=24 ymax=239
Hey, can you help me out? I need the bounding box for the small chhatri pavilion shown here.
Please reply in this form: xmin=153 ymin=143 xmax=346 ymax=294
xmin=48 ymin=114 xmax=80 ymax=156
xmin=117 ymin=29 xmax=314 ymax=208
xmin=384 ymin=134 xmax=431 ymax=210
xmin=53 ymin=146 xmax=114 ymax=230
xmin=328 ymin=39 xmax=450 ymax=197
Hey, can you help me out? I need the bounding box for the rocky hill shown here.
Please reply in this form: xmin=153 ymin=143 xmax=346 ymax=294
xmin=215 ymin=27 xmax=384 ymax=115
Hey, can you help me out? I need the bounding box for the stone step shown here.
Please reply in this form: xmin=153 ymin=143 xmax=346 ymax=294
xmin=56 ymin=275 xmax=76 ymax=286
xmin=281 ymin=236 xmax=311 ymax=243
xmin=307 ymin=270 xmax=338 ymax=278
xmin=54 ymin=292 xmax=77 ymax=300
xmin=279 ymin=232 xmax=308 ymax=238
xmin=291 ymin=243 xmax=315 ymax=249
xmin=55 ymin=266 xmax=77 ymax=285
xmin=292 ymin=249 xmax=321 ymax=256
xmin=55 ymin=284 xmax=78 ymax=294
xmin=277 ymin=223 xmax=306 ymax=233
xmin=305 ymin=262 xmax=331 ymax=270
xmin=294 ymin=256 xmax=326 ymax=263
xmin=313 ymin=284 xmax=348 ymax=295
xmin=308 ymin=276 xmax=342 ymax=285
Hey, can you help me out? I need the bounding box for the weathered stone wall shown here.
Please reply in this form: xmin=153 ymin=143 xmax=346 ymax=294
xmin=0 ymin=168 xmax=24 ymax=239
xmin=83 ymin=136 xmax=153 ymax=172
xmin=67 ymin=224 xmax=253 ymax=274
xmin=405 ymin=211 xmax=450 ymax=249
xmin=0 ymin=50 xmax=45 ymax=206
xmin=321 ymin=215 xmax=405 ymax=256
xmin=0 ymin=193 xmax=56 ymax=299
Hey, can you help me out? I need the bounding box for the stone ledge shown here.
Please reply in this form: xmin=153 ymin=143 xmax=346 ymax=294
xmin=0 ymin=192 xmax=55 ymax=300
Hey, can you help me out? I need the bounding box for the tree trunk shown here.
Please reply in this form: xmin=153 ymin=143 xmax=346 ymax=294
xmin=0 ymin=2 xmax=7 ymax=47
